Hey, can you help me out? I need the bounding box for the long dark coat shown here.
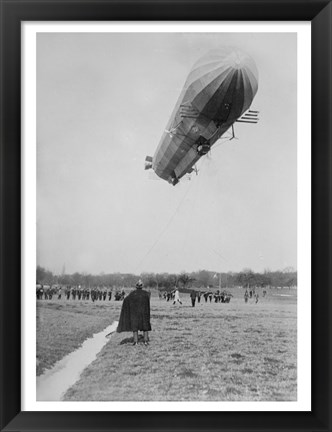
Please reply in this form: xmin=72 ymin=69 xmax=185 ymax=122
xmin=117 ymin=289 xmax=151 ymax=332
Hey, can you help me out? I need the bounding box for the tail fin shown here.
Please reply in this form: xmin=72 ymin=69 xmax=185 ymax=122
xmin=144 ymin=156 xmax=153 ymax=170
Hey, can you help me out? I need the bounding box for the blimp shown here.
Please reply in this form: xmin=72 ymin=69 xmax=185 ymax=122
xmin=145 ymin=48 xmax=259 ymax=185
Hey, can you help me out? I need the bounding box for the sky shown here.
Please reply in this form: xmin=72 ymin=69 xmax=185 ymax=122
xmin=37 ymin=31 xmax=297 ymax=275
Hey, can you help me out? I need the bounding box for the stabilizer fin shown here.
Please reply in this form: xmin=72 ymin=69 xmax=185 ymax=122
xmin=236 ymin=108 xmax=259 ymax=124
xmin=144 ymin=156 xmax=153 ymax=170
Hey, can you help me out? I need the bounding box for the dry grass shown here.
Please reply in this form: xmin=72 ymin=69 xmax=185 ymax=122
xmin=42 ymin=289 xmax=298 ymax=401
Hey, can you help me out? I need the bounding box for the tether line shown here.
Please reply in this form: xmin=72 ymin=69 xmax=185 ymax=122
xmin=136 ymin=180 xmax=195 ymax=271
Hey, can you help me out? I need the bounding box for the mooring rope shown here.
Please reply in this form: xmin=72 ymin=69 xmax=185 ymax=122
xmin=135 ymin=179 xmax=196 ymax=272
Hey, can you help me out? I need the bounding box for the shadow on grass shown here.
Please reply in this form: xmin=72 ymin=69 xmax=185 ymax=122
xmin=119 ymin=334 xmax=149 ymax=345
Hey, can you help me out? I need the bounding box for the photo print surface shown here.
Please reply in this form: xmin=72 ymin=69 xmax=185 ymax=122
xmin=35 ymin=30 xmax=299 ymax=403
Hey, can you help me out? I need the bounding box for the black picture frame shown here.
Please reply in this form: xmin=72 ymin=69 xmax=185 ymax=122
xmin=0 ymin=1 xmax=331 ymax=431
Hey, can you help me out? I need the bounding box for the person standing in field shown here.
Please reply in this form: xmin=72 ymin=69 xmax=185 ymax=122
xmin=117 ymin=280 xmax=151 ymax=346
xmin=190 ymin=290 xmax=196 ymax=307
xmin=173 ymin=287 xmax=182 ymax=305
xmin=244 ymin=289 xmax=249 ymax=303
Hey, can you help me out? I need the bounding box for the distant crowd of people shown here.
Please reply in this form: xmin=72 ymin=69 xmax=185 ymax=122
xmin=158 ymin=288 xmax=233 ymax=307
xmin=157 ymin=286 xmax=267 ymax=307
xmin=36 ymin=283 xmax=267 ymax=307
xmin=36 ymin=285 xmax=127 ymax=302
xmin=191 ymin=289 xmax=233 ymax=306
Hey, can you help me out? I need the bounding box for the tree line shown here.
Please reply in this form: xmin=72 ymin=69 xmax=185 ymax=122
xmin=37 ymin=266 xmax=297 ymax=291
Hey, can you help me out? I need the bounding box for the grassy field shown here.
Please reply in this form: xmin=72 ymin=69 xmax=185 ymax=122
xmin=36 ymin=301 xmax=121 ymax=375
xmin=37 ymin=288 xmax=297 ymax=401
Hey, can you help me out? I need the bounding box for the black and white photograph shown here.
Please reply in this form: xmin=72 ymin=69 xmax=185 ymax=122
xmin=31 ymin=25 xmax=305 ymax=406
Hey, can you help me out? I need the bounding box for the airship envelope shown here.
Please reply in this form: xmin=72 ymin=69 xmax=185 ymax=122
xmin=147 ymin=48 xmax=259 ymax=185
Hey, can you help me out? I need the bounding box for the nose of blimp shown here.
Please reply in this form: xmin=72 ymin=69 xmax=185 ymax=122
xmin=229 ymin=49 xmax=252 ymax=69
xmin=186 ymin=47 xmax=259 ymax=120
xmin=189 ymin=47 xmax=258 ymax=95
